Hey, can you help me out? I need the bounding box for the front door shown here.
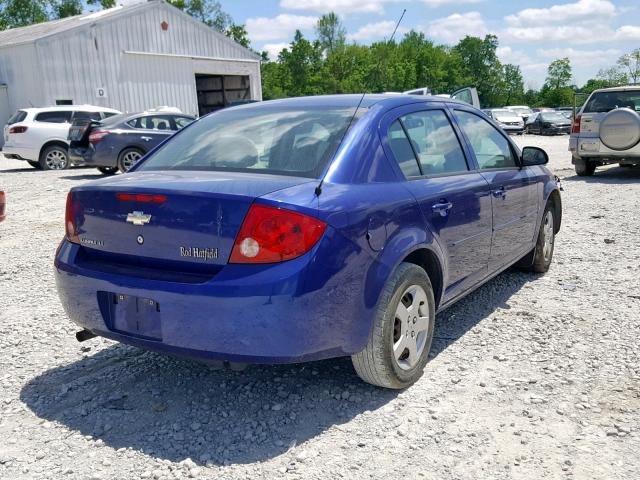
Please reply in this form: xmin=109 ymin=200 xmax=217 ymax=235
xmin=452 ymin=108 xmax=538 ymax=270
xmin=383 ymin=107 xmax=493 ymax=299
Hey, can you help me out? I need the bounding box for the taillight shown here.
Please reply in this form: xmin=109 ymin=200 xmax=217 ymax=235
xmin=116 ymin=193 xmax=167 ymax=203
xmin=0 ymin=191 xmax=6 ymax=221
xmin=65 ymin=192 xmax=79 ymax=244
xmin=89 ymin=130 xmax=109 ymax=142
xmin=9 ymin=125 xmax=27 ymax=134
xmin=571 ymin=115 xmax=581 ymax=134
xmin=229 ymin=204 xmax=326 ymax=264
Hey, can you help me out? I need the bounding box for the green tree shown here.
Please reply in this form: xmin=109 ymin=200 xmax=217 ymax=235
xmin=277 ymin=30 xmax=324 ymax=97
xmin=167 ymin=0 xmax=231 ymax=30
xmin=545 ymin=58 xmax=572 ymax=90
xmin=315 ymin=12 xmax=346 ymax=54
xmin=225 ymin=23 xmax=250 ymax=49
xmin=453 ymin=35 xmax=503 ymax=106
xmin=0 ymin=0 xmax=48 ymax=28
xmin=53 ymin=0 xmax=82 ymax=19
xmin=617 ymin=49 xmax=640 ymax=84
xmin=86 ymin=0 xmax=114 ymax=10
xmin=596 ymin=66 xmax=628 ymax=87
xmin=501 ymin=64 xmax=524 ymax=105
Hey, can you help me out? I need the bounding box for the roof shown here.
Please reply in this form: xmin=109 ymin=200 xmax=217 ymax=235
xmin=591 ymin=85 xmax=640 ymax=93
xmin=0 ymin=1 xmax=259 ymax=60
xmin=17 ymin=105 xmax=121 ymax=113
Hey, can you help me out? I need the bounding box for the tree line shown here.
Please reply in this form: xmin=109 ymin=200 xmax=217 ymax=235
xmin=1 ymin=1 xmax=638 ymax=108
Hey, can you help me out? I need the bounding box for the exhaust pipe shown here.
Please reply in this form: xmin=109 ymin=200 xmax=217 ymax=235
xmin=76 ymin=329 xmax=97 ymax=342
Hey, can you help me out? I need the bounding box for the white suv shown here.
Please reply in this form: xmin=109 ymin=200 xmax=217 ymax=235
xmin=569 ymin=86 xmax=640 ymax=176
xmin=2 ymin=105 xmax=120 ymax=170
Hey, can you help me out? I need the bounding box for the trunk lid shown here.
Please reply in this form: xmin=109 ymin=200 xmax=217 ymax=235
xmin=68 ymin=118 xmax=100 ymax=148
xmin=70 ymin=171 xmax=314 ymax=273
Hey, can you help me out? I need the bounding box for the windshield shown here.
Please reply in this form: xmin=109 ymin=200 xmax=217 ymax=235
xmin=138 ymin=106 xmax=358 ymax=178
xmin=492 ymin=110 xmax=519 ymax=117
xmin=540 ymin=113 xmax=568 ymax=122
xmin=583 ymin=90 xmax=640 ymax=113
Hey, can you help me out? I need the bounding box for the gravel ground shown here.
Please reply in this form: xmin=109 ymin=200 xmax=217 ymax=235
xmin=1 ymin=134 xmax=639 ymax=480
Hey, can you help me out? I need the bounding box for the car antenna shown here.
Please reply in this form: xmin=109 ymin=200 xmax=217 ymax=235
xmin=314 ymin=92 xmax=366 ymax=197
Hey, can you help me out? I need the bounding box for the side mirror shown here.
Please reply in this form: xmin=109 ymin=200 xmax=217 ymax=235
xmin=521 ymin=146 xmax=548 ymax=166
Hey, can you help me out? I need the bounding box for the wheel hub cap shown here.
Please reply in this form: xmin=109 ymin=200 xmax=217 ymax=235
xmin=542 ymin=210 xmax=554 ymax=262
xmin=393 ymin=284 xmax=430 ymax=370
xmin=46 ymin=150 xmax=67 ymax=169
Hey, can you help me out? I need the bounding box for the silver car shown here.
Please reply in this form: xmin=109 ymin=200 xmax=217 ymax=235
xmin=569 ymin=86 xmax=640 ymax=176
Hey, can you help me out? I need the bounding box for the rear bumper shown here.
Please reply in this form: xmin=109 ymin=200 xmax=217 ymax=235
xmin=54 ymin=237 xmax=373 ymax=364
xmin=2 ymin=145 xmax=37 ymax=162
xmin=570 ymin=136 xmax=640 ymax=162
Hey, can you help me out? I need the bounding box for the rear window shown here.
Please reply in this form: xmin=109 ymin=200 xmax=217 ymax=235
xmin=583 ymin=90 xmax=640 ymax=113
xmin=73 ymin=111 xmax=102 ymax=121
xmin=138 ymin=106 xmax=358 ymax=178
xmin=35 ymin=111 xmax=72 ymax=123
xmin=540 ymin=112 xmax=568 ymax=122
xmin=7 ymin=110 xmax=27 ymax=125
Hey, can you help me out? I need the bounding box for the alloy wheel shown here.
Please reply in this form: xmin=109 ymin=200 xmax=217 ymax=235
xmin=121 ymin=151 xmax=142 ymax=171
xmin=392 ymin=284 xmax=430 ymax=370
xmin=542 ymin=210 xmax=555 ymax=263
xmin=45 ymin=149 xmax=68 ymax=170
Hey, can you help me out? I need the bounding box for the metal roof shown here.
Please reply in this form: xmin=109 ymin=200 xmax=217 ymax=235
xmin=0 ymin=1 xmax=259 ymax=60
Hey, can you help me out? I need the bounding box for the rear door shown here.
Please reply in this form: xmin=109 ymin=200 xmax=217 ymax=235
xmin=452 ymin=107 xmax=538 ymax=271
xmin=126 ymin=115 xmax=175 ymax=151
xmin=382 ymin=104 xmax=492 ymax=299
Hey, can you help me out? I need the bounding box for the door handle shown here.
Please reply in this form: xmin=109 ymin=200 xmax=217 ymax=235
xmin=492 ymin=186 xmax=507 ymax=200
xmin=141 ymin=136 xmax=152 ymax=142
xmin=432 ymin=201 xmax=453 ymax=217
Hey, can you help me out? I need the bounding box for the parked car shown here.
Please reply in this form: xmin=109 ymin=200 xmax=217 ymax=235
xmin=55 ymin=94 xmax=562 ymax=389
xmin=68 ymin=110 xmax=195 ymax=174
xmin=2 ymin=106 xmax=120 ymax=170
xmin=0 ymin=190 xmax=5 ymax=222
xmin=569 ymin=86 xmax=640 ymax=175
xmin=483 ymin=108 xmax=524 ymax=134
xmin=532 ymin=107 xmax=555 ymax=113
xmin=526 ymin=112 xmax=571 ymax=135
xmin=505 ymin=105 xmax=534 ymax=122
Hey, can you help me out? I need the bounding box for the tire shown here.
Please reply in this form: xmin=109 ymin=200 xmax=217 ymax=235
xmin=117 ymin=148 xmax=144 ymax=173
xmin=575 ymin=158 xmax=596 ymax=176
xmin=525 ymin=203 xmax=556 ymax=273
xmin=39 ymin=145 xmax=69 ymax=170
xmin=352 ymin=262 xmax=435 ymax=389
xmin=97 ymin=166 xmax=118 ymax=175
xmin=27 ymin=160 xmax=41 ymax=169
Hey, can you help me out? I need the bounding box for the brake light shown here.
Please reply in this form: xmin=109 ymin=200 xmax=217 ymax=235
xmin=571 ymin=115 xmax=581 ymax=134
xmin=0 ymin=191 xmax=6 ymax=221
xmin=9 ymin=125 xmax=27 ymax=134
xmin=115 ymin=193 xmax=167 ymax=203
xmin=65 ymin=192 xmax=80 ymax=244
xmin=229 ymin=204 xmax=326 ymax=264
xmin=89 ymin=130 xmax=109 ymax=142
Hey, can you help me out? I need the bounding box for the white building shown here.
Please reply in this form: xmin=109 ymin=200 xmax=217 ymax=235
xmin=0 ymin=0 xmax=262 ymax=138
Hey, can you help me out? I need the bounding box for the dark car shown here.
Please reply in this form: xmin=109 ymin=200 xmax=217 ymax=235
xmin=68 ymin=111 xmax=195 ymax=174
xmin=55 ymin=94 xmax=561 ymax=389
xmin=526 ymin=112 xmax=571 ymax=135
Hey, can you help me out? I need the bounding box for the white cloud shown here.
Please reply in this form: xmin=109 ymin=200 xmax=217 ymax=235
xmin=279 ymin=0 xmax=395 ymax=15
xmin=423 ymin=11 xmax=487 ymax=44
xmin=536 ymin=47 xmax=622 ymax=67
xmin=246 ymin=14 xmax=317 ymax=42
xmin=615 ymin=25 xmax=640 ymax=41
xmin=261 ymin=43 xmax=291 ymax=61
xmin=347 ymin=21 xmax=408 ymax=41
xmin=422 ymin=0 xmax=483 ymax=7
xmin=504 ymin=23 xmax=640 ymax=44
xmin=496 ymin=46 xmax=531 ymax=66
xmin=505 ymin=0 xmax=616 ymax=27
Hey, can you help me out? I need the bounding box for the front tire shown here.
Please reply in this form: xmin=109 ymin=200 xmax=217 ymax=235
xmin=352 ymin=263 xmax=435 ymax=389
xmin=97 ymin=166 xmax=118 ymax=175
xmin=117 ymin=148 xmax=144 ymax=173
xmin=575 ymin=158 xmax=596 ymax=176
xmin=39 ymin=145 xmax=69 ymax=170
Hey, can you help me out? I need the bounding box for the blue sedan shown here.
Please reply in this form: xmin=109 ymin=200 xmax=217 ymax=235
xmin=55 ymin=94 xmax=562 ymax=389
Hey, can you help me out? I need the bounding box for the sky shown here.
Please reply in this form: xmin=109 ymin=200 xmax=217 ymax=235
xmin=218 ymin=0 xmax=640 ymax=89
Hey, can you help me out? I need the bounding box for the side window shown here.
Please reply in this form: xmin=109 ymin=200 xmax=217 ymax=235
xmin=454 ymin=110 xmax=517 ymax=169
xmin=387 ymin=120 xmax=421 ymax=178
xmin=400 ymin=110 xmax=468 ymax=175
xmin=34 ymin=111 xmax=72 ymax=123
xmin=142 ymin=115 xmax=171 ymax=131
xmin=174 ymin=116 xmax=194 ymax=129
xmin=72 ymin=111 xmax=102 ymax=122
xmin=102 ymin=112 xmax=118 ymax=119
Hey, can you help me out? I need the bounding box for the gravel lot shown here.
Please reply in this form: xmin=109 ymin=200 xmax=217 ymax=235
xmin=1 ymin=134 xmax=639 ymax=480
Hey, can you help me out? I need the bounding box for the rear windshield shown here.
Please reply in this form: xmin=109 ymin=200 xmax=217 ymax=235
xmin=138 ymin=106 xmax=358 ymax=178
xmin=584 ymin=90 xmax=640 ymax=113
xmin=7 ymin=110 xmax=27 ymax=125
xmin=540 ymin=113 xmax=568 ymax=122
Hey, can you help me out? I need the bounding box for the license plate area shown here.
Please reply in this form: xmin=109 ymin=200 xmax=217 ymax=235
xmin=106 ymin=293 xmax=162 ymax=341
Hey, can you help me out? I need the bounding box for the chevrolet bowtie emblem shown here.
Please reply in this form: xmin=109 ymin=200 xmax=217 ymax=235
xmin=126 ymin=211 xmax=152 ymax=226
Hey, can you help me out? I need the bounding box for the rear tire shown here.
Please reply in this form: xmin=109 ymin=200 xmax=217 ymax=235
xmin=39 ymin=145 xmax=69 ymax=170
xmin=352 ymin=263 xmax=435 ymax=389
xmin=575 ymin=158 xmax=596 ymax=176
xmin=117 ymin=148 xmax=144 ymax=173
xmin=97 ymin=166 xmax=118 ymax=175
xmin=27 ymin=160 xmax=41 ymax=169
